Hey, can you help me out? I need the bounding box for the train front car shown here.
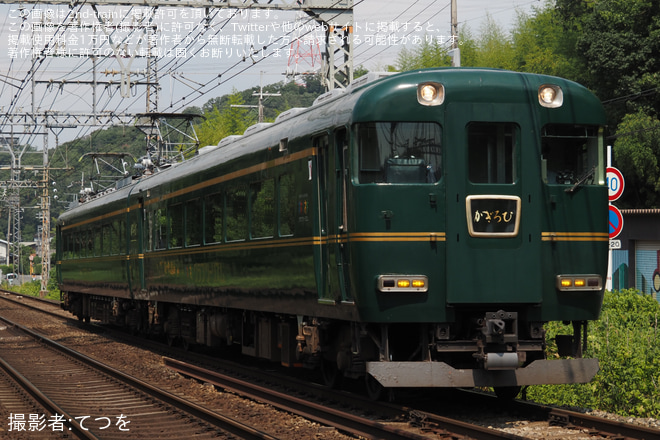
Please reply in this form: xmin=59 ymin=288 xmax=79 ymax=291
xmin=344 ymin=69 xmax=607 ymax=397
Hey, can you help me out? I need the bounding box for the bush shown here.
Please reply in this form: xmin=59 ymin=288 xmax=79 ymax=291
xmin=527 ymin=289 xmax=660 ymax=418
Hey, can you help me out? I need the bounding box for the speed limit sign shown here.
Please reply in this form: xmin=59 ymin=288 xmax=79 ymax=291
xmin=607 ymin=167 xmax=624 ymax=202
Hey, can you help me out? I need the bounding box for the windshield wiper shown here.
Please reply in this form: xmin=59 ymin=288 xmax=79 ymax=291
xmin=565 ymin=167 xmax=595 ymax=193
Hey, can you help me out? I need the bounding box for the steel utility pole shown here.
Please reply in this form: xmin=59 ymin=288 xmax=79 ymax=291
xmin=450 ymin=0 xmax=460 ymax=67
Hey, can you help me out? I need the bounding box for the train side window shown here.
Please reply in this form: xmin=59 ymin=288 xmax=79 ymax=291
xmin=145 ymin=211 xmax=153 ymax=252
xmin=120 ymin=220 xmax=126 ymax=255
xmin=542 ymin=125 xmax=603 ymax=185
xmin=72 ymin=233 xmax=79 ymax=259
xmin=78 ymin=229 xmax=86 ymax=258
xmin=279 ymin=174 xmax=296 ymax=237
xmin=102 ymin=224 xmax=111 ymax=256
xmin=226 ymin=186 xmax=248 ymax=242
xmin=204 ymin=192 xmax=224 ymax=244
xmin=468 ymin=123 xmax=518 ymax=184
xmin=185 ymin=199 xmax=202 ymax=247
xmin=356 ymin=122 xmax=442 ymax=184
xmin=93 ymin=226 xmax=101 ymax=257
xmin=69 ymin=232 xmax=75 ymax=259
xmin=169 ymin=204 xmax=184 ymax=249
xmin=155 ymin=208 xmax=167 ymax=250
xmin=130 ymin=222 xmax=139 ymax=254
xmin=111 ymin=220 xmax=122 ymax=255
xmin=250 ymin=179 xmax=275 ymax=239
xmin=85 ymin=229 xmax=93 ymax=257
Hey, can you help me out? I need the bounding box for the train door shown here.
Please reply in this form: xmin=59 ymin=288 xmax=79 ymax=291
xmin=313 ymin=134 xmax=332 ymax=303
xmin=444 ymin=106 xmax=542 ymax=304
xmin=127 ymin=197 xmax=145 ymax=296
xmin=332 ymin=128 xmax=352 ymax=303
xmin=314 ymin=130 xmax=352 ymax=304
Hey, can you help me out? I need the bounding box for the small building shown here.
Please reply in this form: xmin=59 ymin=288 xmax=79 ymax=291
xmin=0 ymin=239 xmax=7 ymax=265
xmin=610 ymin=209 xmax=660 ymax=302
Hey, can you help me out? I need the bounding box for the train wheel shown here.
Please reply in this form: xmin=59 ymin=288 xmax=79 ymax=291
xmin=321 ymin=358 xmax=342 ymax=389
xmin=364 ymin=373 xmax=384 ymax=401
xmin=494 ymin=386 xmax=521 ymax=400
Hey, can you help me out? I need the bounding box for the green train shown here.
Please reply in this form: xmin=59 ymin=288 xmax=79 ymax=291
xmin=57 ymin=68 xmax=608 ymax=399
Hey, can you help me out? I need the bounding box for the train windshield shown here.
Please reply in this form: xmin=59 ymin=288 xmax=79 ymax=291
xmin=356 ymin=122 xmax=442 ymax=184
xmin=542 ymin=125 xmax=604 ymax=186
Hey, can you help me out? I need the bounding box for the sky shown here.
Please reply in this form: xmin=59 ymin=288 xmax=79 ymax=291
xmin=0 ymin=0 xmax=543 ymax=147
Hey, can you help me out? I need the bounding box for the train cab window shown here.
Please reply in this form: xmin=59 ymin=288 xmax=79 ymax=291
xmin=357 ymin=122 xmax=442 ymax=184
xmin=185 ymin=199 xmax=202 ymax=247
xmin=250 ymin=179 xmax=275 ymax=239
xmin=169 ymin=204 xmax=184 ymax=249
xmin=468 ymin=123 xmax=518 ymax=184
xmin=542 ymin=125 xmax=604 ymax=186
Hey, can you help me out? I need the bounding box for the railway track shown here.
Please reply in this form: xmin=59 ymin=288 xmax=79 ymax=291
xmin=3 ymin=291 xmax=660 ymax=440
xmin=163 ymin=357 xmax=660 ymax=440
xmin=0 ymin=314 xmax=281 ymax=440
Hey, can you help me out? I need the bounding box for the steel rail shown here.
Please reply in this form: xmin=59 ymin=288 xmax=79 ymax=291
xmin=0 ymin=314 xmax=281 ymax=440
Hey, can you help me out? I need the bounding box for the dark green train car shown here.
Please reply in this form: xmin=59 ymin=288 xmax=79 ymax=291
xmin=58 ymin=68 xmax=607 ymax=398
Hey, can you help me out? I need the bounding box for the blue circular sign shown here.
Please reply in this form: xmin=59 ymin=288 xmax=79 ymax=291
xmin=609 ymin=205 xmax=624 ymax=239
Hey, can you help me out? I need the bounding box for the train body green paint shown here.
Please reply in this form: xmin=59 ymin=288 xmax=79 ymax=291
xmin=57 ymin=68 xmax=608 ymax=395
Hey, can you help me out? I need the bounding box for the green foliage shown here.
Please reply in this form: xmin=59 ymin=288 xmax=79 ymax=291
xmin=613 ymin=110 xmax=660 ymax=208
xmin=10 ymin=279 xmax=60 ymax=301
xmin=395 ymin=38 xmax=452 ymax=71
xmin=195 ymin=78 xmax=322 ymax=147
xmin=511 ymin=2 xmax=575 ymax=77
xmin=528 ymin=290 xmax=660 ymax=418
xmin=469 ymin=15 xmax=517 ymax=70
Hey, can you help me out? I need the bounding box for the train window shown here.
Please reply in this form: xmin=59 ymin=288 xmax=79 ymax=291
xmin=129 ymin=222 xmax=139 ymax=254
xmin=64 ymin=232 xmax=73 ymax=259
xmin=542 ymin=125 xmax=603 ymax=185
xmin=169 ymin=204 xmax=184 ymax=249
xmin=226 ymin=186 xmax=248 ymax=242
xmin=73 ymin=233 xmax=80 ymax=259
xmin=85 ymin=229 xmax=93 ymax=257
xmin=111 ymin=220 xmax=123 ymax=255
xmin=185 ymin=199 xmax=202 ymax=247
xmin=204 ymin=192 xmax=223 ymax=244
xmin=357 ymin=122 xmax=442 ymax=184
xmin=93 ymin=227 xmax=100 ymax=257
xmin=102 ymin=224 xmax=111 ymax=256
xmin=154 ymin=209 xmax=167 ymax=250
xmin=279 ymin=174 xmax=296 ymax=237
xmin=145 ymin=211 xmax=153 ymax=252
xmin=468 ymin=123 xmax=518 ymax=184
xmin=250 ymin=179 xmax=275 ymax=239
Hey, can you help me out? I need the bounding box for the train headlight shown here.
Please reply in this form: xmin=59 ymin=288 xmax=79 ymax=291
xmin=378 ymin=275 xmax=428 ymax=293
xmin=417 ymin=82 xmax=445 ymax=106
xmin=538 ymin=85 xmax=563 ymax=108
xmin=556 ymin=275 xmax=602 ymax=291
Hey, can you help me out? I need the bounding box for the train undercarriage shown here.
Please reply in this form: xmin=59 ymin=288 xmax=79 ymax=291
xmin=61 ymin=292 xmax=596 ymax=399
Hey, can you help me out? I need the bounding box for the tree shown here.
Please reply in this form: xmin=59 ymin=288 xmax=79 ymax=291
xmin=572 ymin=0 xmax=660 ymax=127
xmin=468 ymin=14 xmax=516 ymax=70
xmin=613 ymin=110 xmax=660 ymax=208
xmin=195 ymin=89 xmax=249 ymax=147
xmin=511 ymin=3 xmax=574 ymax=77
xmin=395 ymin=36 xmax=451 ymax=71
